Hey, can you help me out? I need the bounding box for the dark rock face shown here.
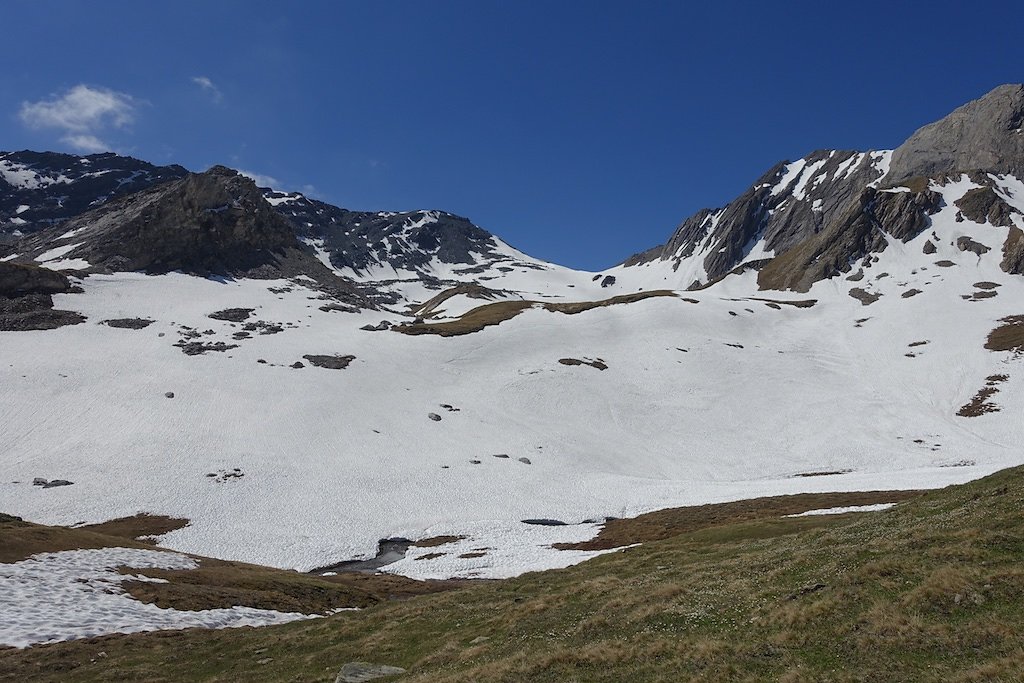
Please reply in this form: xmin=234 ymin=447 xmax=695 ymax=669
xmin=1002 ymin=227 xmax=1024 ymax=275
xmin=955 ymin=186 xmax=1019 ymax=227
xmin=208 ymin=308 xmax=255 ymax=323
xmin=625 ymin=149 xmax=891 ymax=285
xmin=270 ymin=192 xmax=523 ymax=277
xmin=0 ymin=262 xmax=84 ymax=330
xmin=0 ymin=150 xmax=187 ymax=236
xmin=757 ymin=187 xmax=943 ymax=292
xmin=25 ymin=167 xmax=301 ymax=276
xmin=885 ymin=84 xmax=1024 ymax=183
xmin=0 ymin=262 xmax=71 ymax=296
xmin=303 ymin=354 xmax=355 ymax=369
xmin=103 ymin=318 xmax=155 ymax=329
xmin=957 ymin=236 xmax=991 ymax=256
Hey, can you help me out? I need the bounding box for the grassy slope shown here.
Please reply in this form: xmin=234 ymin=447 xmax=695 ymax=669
xmin=3 ymin=467 xmax=1024 ymax=682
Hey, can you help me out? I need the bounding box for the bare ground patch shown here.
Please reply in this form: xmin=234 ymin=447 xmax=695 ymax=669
xmin=394 ymin=291 xmax=676 ymax=337
xmin=957 ymin=374 xmax=1008 ymax=417
xmin=558 ymin=357 xmax=608 ymax=371
xmin=555 ymin=490 xmax=923 ymax=551
xmin=985 ymin=316 xmax=1024 ymax=353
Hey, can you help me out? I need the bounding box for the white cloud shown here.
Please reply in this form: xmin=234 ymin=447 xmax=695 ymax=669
xmin=191 ymin=76 xmax=223 ymax=103
xmin=237 ymin=169 xmax=280 ymax=189
xmin=61 ymin=134 xmax=111 ymax=153
xmin=20 ymin=85 xmax=135 ymax=133
xmin=18 ymin=84 xmax=137 ymax=153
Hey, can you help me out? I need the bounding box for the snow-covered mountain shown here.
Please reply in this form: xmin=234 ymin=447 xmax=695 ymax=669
xmin=1 ymin=84 xmax=1023 ymax=582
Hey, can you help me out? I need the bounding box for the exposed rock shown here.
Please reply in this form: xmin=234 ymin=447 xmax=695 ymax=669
xmin=600 ymin=275 xmax=616 ymax=288
xmin=360 ymin=321 xmax=392 ymax=332
xmin=0 ymin=150 xmax=188 ymax=237
xmin=427 ymin=413 xmax=442 ymax=422
xmin=0 ymin=262 xmax=72 ymax=296
xmin=956 ymin=236 xmax=991 ymax=255
xmin=164 ymin=392 xmax=175 ymax=399
xmin=517 ymin=457 xmax=532 ymax=465
xmin=290 ymin=361 xmax=305 ymax=369
xmin=848 ymin=288 xmax=881 ymax=306
xmin=902 ymin=289 xmax=923 ymax=298
xmin=208 ymin=308 xmax=255 ymax=323
xmin=174 ymin=341 xmax=239 ymax=356
xmin=0 ymin=291 xmax=86 ymax=331
xmin=935 ymin=260 xmax=957 ymax=267
xmin=885 ymin=84 xmax=1024 ymax=183
xmin=303 ymin=354 xmax=355 ymax=370
xmin=35 ymin=479 xmax=73 ymax=488
xmin=334 ymin=662 xmax=407 ymax=683
xmin=103 ymin=318 xmax=154 ymax=329
xmin=558 ymin=357 xmax=608 ymax=371
xmin=1001 ymin=227 xmax=1024 ymax=275
xmin=922 ymin=240 xmax=937 ymax=254
xmin=758 ymin=187 xmax=942 ymax=292
xmin=955 ymin=186 xmax=1019 ymax=227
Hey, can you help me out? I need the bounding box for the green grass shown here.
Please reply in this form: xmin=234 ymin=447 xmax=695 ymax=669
xmin=4 ymin=467 xmax=1024 ymax=682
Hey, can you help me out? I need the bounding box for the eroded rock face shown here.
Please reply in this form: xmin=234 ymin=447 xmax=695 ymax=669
xmin=623 ymin=149 xmax=892 ymax=285
xmin=0 ymin=150 xmax=188 ymax=237
xmin=885 ymin=84 xmax=1024 ymax=183
xmin=1002 ymin=227 xmax=1024 ymax=275
xmin=757 ymin=187 xmax=943 ymax=292
xmin=29 ymin=167 xmax=301 ymax=276
xmin=955 ymin=186 xmax=1019 ymax=227
xmin=0 ymin=262 xmax=71 ymax=296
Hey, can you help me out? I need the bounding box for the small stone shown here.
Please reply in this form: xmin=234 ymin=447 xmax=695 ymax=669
xmin=257 ymin=658 xmax=273 ymax=665
xmin=335 ymin=662 xmax=407 ymax=683
xmin=427 ymin=413 xmax=442 ymax=422
xmin=32 ymin=477 xmax=48 ymax=486
xmin=291 ymin=361 xmax=305 ymax=369
xmin=517 ymin=457 xmax=531 ymax=465
xmin=42 ymin=479 xmax=73 ymax=488
xmin=165 ymin=392 xmax=175 ymax=399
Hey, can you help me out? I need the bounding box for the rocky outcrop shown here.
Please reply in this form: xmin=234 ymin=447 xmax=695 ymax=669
xmin=0 ymin=262 xmax=72 ymax=296
xmin=272 ymin=192 xmax=522 ymax=276
xmin=758 ymin=187 xmax=942 ymax=292
xmin=17 ymin=167 xmax=366 ymax=306
xmin=885 ymin=84 xmax=1024 ymax=183
xmin=0 ymin=263 xmax=84 ymax=331
xmin=0 ymin=150 xmax=187 ymax=236
xmin=1002 ymin=227 xmax=1024 ymax=275
xmin=625 ymin=148 xmax=892 ymax=285
xmin=955 ymin=186 xmax=1019 ymax=227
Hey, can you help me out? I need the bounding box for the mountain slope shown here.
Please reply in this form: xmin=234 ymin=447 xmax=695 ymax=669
xmin=1 ymin=85 xmax=1023 ymax=591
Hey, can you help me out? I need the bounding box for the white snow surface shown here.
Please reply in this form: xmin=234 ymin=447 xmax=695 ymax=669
xmin=785 ymin=502 xmax=898 ymax=517
xmin=0 ymin=547 xmax=316 ymax=648
xmin=1 ymin=173 xmax=1023 ymax=584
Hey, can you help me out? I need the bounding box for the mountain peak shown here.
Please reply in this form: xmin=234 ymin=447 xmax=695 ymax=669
xmin=885 ymin=83 xmax=1024 ymax=183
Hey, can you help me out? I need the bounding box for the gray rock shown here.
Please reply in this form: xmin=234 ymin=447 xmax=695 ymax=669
xmin=427 ymin=413 xmax=442 ymax=422
xmin=517 ymin=457 xmax=532 ymax=465
xmin=335 ymin=662 xmax=406 ymax=683
xmin=164 ymin=392 xmax=175 ymax=398
xmin=103 ymin=318 xmax=154 ymax=329
xmin=32 ymin=477 xmax=48 ymax=486
xmin=886 ymin=84 xmax=1024 ymax=183
xmin=303 ymin=354 xmax=355 ymax=370
xmin=208 ymin=308 xmax=255 ymax=323
xmin=956 ymin=236 xmax=991 ymax=256
xmin=42 ymin=479 xmax=73 ymax=488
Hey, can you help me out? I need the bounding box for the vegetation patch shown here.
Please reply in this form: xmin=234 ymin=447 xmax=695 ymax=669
xmin=78 ymin=514 xmax=189 ymax=543
xmin=8 ymin=469 xmax=1024 ymax=681
xmin=558 ymin=357 xmax=608 ymax=371
xmin=985 ymin=315 xmax=1024 ymax=353
xmin=394 ymin=291 xmax=676 ymax=337
xmin=555 ymin=490 xmax=922 ymax=551
xmin=957 ymin=374 xmax=1008 ymax=417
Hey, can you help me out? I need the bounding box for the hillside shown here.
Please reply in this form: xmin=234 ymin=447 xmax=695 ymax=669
xmin=2 ymin=465 xmax=1022 ymax=681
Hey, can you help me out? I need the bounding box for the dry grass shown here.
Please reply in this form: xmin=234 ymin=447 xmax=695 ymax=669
xmin=985 ymin=315 xmax=1024 ymax=353
xmin=555 ymin=490 xmax=922 ymax=551
xmin=4 ymin=468 xmax=1024 ymax=682
xmin=394 ymin=291 xmax=676 ymax=337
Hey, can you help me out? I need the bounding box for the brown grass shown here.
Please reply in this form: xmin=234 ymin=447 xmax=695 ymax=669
xmin=394 ymin=291 xmax=676 ymax=337
xmin=413 ymin=535 xmax=465 ymax=548
xmin=984 ymin=315 xmax=1024 ymax=353
xmin=555 ymin=490 xmax=922 ymax=551
xmin=79 ymin=514 xmax=189 ymax=542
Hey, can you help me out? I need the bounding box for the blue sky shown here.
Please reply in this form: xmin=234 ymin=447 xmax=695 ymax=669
xmin=3 ymin=1 xmax=1023 ymax=269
